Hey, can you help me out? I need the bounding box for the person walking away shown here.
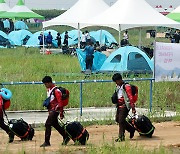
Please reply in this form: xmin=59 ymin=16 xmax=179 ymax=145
xmin=84 ymin=41 xmax=94 ymax=71
xmin=56 ymin=32 xmax=61 ymax=48
xmin=0 ymin=88 xmax=14 ymax=143
xmin=85 ymin=30 xmax=91 ymax=44
xmin=112 ymin=73 xmax=136 ymax=142
xmin=80 ymin=32 xmax=86 ymax=49
xmin=46 ymin=31 xmax=53 ymax=49
xmin=40 ymin=76 xmax=70 ymax=147
xmin=38 ymin=32 xmax=45 ymax=49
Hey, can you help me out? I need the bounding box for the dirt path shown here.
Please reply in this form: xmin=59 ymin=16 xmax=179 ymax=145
xmin=0 ymin=121 xmax=180 ymax=153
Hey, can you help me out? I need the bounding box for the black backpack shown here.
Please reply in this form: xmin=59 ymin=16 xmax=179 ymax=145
xmin=111 ymin=83 xmax=138 ymax=104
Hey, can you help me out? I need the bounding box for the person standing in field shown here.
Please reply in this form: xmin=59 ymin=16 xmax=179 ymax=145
xmin=46 ymin=31 xmax=53 ymax=48
xmin=56 ymin=32 xmax=62 ymax=48
xmin=85 ymin=30 xmax=91 ymax=44
xmin=40 ymin=76 xmax=70 ymax=147
xmin=81 ymin=32 xmax=86 ymax=49
xmin=63 ymin=31 xmax=72 ymax=47
xmin=112 ymin=73 xmax=136 ymax=142
xmin=84 ymin=41 xmax=94 ymax=71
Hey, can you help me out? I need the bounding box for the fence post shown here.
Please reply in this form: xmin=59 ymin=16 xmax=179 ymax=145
xmin=80 ymin=82 xmax=83 ymax=116
xmin=150 ymin=79 xmax=153 ymax=112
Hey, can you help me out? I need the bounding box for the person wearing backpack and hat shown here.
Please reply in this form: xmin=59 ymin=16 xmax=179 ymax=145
xmin=112 ymin=73 xmax=136 ymax=142
xmin=40 ymin=76 xmax=70 ymax=147
xmin=0 ymin=88 xmax=14 ymax=143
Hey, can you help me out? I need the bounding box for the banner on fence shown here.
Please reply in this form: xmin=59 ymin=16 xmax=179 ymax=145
xmin=154 ymin=42 xmax=180 ymax=82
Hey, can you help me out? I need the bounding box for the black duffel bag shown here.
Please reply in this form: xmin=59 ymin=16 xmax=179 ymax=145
xmin=9 ymin=118 xmax=34 ymax=141
xmin=64 ymin=121 xmax=89 ymax=145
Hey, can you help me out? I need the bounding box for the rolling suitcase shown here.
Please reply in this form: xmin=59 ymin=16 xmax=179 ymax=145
xmin=9 ymin=118 xmax=34 ymax=141
xmin=128 ymin=114 xmax=155 ymax=138
xmin=60 ymin=120 xmax=89 ymax=145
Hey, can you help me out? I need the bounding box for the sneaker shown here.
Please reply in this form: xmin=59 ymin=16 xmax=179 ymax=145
xmin=62 ymin=137 xmax=70 ymax=145
xmin=130 ymin=129 xmax=135 ymax=139
xmin=8 ymin=132 xmax=14 ymax=143
xmin=115 ymin=137 xmax=125 ymax=142
xmin=40 ymin=142 xmax=51 ymax=147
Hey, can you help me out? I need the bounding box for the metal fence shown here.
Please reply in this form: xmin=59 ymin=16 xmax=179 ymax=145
xmin=1 ymin=78 xmax=154 ymax=116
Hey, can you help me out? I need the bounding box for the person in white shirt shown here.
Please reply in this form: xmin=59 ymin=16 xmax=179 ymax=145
xmin=85 ymin=30 xmax=91 ymax=44
xmin=81 ymin=32 xmax=86 ymax=48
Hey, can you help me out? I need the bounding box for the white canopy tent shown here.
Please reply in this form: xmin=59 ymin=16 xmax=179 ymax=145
xmin=0 ymin=0 xmax=10 ymax=13
xmin=81 ymin=0 xmax=180 ymax=44
xmin=42 ymin=0 xmax=109 ymax=49
xmin=82 ymin=0 xmax=180 ymax=30
xmin=42 ymin=0 xmax=109 ymax=29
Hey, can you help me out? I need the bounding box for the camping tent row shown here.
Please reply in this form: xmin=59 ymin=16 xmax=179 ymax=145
xmin=0 ymin=0 xmax=44 ymax=20
xmin=0 ymin=29 xmax=117 ymax=47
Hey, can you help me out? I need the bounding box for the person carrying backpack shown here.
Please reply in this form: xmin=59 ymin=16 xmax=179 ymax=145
xmin=40 ymin=76 xmax=70 ymax=147
xmin=0 ymin=87 xmax=14 ymax=143
xmin=112 ymin=73 xmax=137 ymax=142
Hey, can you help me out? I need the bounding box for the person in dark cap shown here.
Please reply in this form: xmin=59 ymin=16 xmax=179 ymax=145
xmin=40 ymin=76 xmax=70 ymax=147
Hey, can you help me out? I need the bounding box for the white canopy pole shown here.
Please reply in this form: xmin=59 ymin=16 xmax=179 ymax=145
xmin=78 ymin=23 xmax=80 ymax=48
xmin=118 ymin=24 xmax=121 ymax=46
xmin=42 ymin=28 xmax=45 ymax=55
xmin=138 ymin=27 xmax=142 ymax=48
xmin=100 ymin=28 xmax=102 ymax=46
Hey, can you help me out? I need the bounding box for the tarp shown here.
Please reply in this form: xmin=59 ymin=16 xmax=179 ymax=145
xmin=26 ymin=29 xmax=58 ymax=47
xmin=99 ymin=46 xmax=153 ymax=73
xmin=167 ymin=5 xmax=180 ymax=22
xmin=76 ymin=49 xmax=107 ymax=72
xmin=89 ymin=30 xmax=117 ymax=46
xmin=82 ymin=0 xmax=180 ymax=31
xmin=42 ymin=0 xmax=109 ymax=29
xmin=0 ymin=0 xmax=10 ymax=14
xmin=8 ymin=30 xmax=32 ymax=46
xmin=14 ymin=21 xmax=29 ymax=30
xmin=0 ymin=0 xmax=44 ymax=20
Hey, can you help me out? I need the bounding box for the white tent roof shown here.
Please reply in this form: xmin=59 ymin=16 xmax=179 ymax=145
xmin=170 ymin=5 xmax=180 ymax=13
xmin=42 ymin=0 xmax=109 ymax=29
xmin=81 ymin=0 xmax=180 ymax=31
xmin=0 ymin=0 xmax=10 ymax=12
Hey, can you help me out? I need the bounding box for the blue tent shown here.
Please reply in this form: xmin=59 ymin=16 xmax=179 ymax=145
xmin=0 ymin=31 xmax=10 ymax=47
xmin=3 ymin=19 xmax=10 ymax=28
xmin=100 ymin=46 xmax=153 ymax=73
xmin=0 ymin=30 xmax=8 ymax=39
xmin=90 ymin=30 xmax=117 ymax=46
xmin=14 ymin=21 xmax=28 ymax=30
xmin=26 ymin=29 xmax=58 ymax=47
xmin=76 ymin=49 xmax=107 ymax=72
xmin=8 ymin=30 xmax=32 ymax=46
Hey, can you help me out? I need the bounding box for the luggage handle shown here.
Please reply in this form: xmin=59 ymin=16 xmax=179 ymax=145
xmin=58 ymin=118 xmax=72 ymax=139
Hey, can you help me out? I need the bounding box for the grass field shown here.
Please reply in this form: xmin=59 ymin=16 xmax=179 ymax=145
xmin=0 ymin=47 xmax=179 ymax=115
